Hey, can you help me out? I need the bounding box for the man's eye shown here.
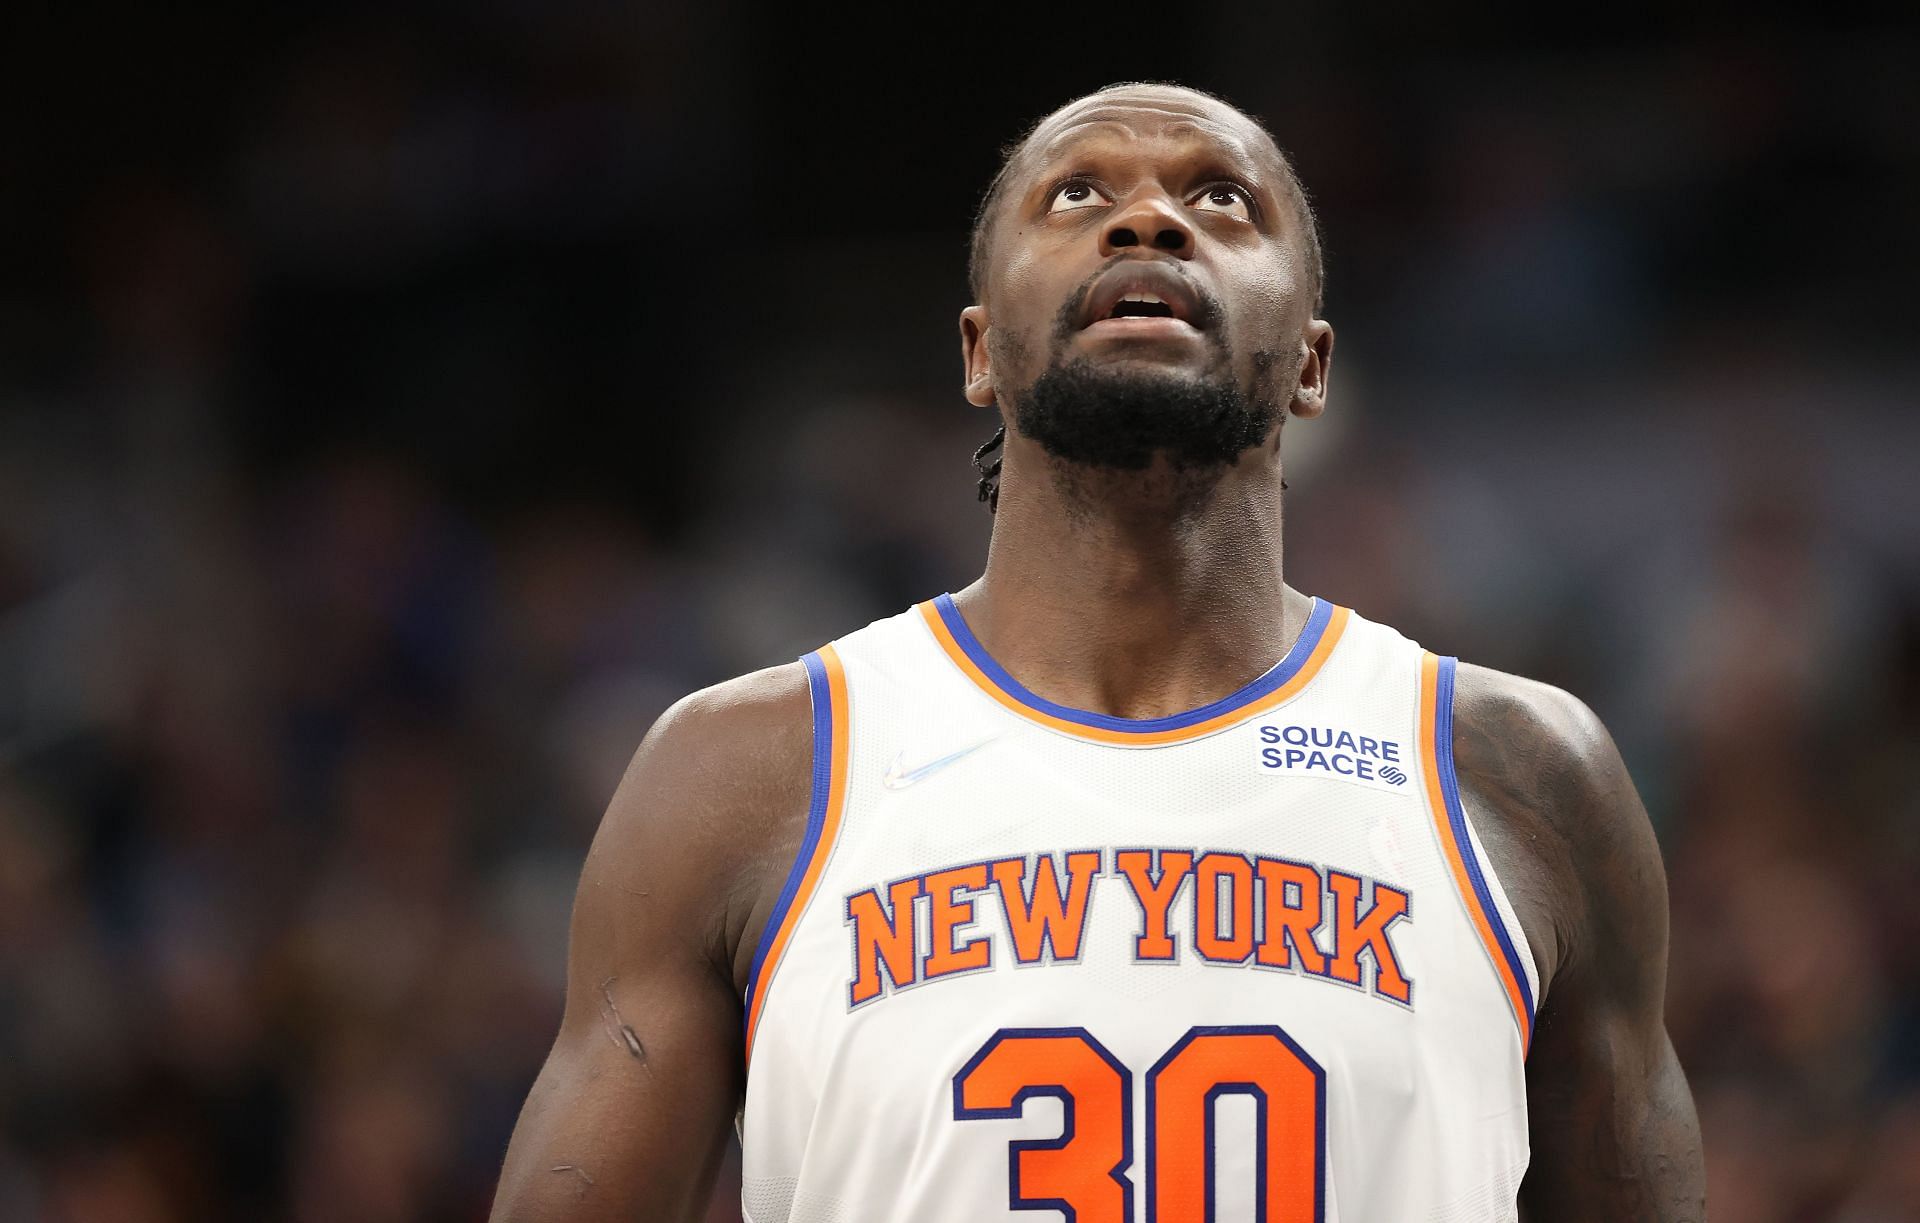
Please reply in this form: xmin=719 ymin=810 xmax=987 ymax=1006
xmin=1047 ymin=180 xmax=1109 ymax=213
xmin=1193 ymin=184 xmax=1253 ymax=221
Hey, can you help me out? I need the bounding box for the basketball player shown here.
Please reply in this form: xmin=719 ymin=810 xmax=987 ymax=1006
xmin=489 ymin=81 xmax=1706 ymax=1221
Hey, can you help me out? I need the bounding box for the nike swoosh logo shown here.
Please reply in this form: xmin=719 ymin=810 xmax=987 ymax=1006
xmin=882 ymin=734 xmax=1000 ymax=791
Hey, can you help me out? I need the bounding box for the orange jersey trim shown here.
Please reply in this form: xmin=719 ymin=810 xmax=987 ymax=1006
xmin=1418 ymin=651 xmax=1535 ymax=1053
xmin=743 ymin=643 xmax=851 ymax=1066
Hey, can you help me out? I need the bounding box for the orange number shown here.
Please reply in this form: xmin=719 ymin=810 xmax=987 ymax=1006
xmin=955 ymin=1025 xmax=1326 ymax=1222
xmin=1146 ymin=1026 xmax=1325 ymax=1222
xmin=953 ymin=1028 xmax=1133 ymax=1221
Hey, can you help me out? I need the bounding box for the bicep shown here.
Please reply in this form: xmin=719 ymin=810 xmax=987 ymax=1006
xmin=490 ymin=695 xmax=783 ymax=1222
xmin=490 ymin=946 xmax=742 ymax=1222
xmin=1514 ymin=694 xmax=1705 ymax=1221
xmin=1522 ymin=966 xmax=1703 ymax=1220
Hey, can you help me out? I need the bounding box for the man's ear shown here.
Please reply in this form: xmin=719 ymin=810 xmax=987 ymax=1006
xmin=960 ymin=305 xmax=997 ymax=408
xmin=1290 ymin=319 xmax=1335 ymax=419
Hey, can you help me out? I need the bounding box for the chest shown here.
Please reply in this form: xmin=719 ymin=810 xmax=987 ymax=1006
xmin=765 ymin=712 xmax=1514 ymax=1036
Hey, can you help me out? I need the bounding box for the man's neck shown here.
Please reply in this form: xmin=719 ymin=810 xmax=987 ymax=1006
xmin=951 ymin=440 xmax=1311 ymax=721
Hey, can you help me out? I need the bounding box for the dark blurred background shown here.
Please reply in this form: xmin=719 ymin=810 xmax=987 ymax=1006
xmin=3 ymin=5 xmax=1917 ymax=1220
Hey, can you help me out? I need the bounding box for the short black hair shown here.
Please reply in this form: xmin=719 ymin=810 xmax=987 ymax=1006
xmin=965 ymin=80 xmax=1324 ymax=315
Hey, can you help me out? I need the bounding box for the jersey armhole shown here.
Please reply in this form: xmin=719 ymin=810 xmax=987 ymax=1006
xmin=741 ymin=645 xmax=851 ymax=1067
xmin=1417 ymin=651 xmax=1540 ymax=1056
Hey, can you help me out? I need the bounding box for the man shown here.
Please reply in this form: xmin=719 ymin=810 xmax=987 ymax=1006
xmin=489 ymin=81 xmax=1706 ymax=1221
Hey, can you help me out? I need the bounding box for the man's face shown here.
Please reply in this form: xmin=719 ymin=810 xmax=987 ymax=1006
xmin=961 ymin=87 xmax=1330 ymax=477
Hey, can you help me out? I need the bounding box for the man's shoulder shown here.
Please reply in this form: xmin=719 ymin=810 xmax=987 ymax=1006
xmin=1341 ymin=599 xmax=1623 ymax=819
xmin=615 ymin=660 xmax=816 ymax=831
xmin=573 ymin=661 xmax=818 ymax=983
xmin=1449 ymin=660 xmax=1620 ymax=812
xmin=588 ymin=660 xmax=814 ymax=886
xmin=1446 ymin=659 xmax=1664 ymax=994
xmin=649 ymin=660 xmax=815 ymax=751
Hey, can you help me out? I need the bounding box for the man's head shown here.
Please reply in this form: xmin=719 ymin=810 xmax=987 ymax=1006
xmin=959 ymin=81 xmax=1333 ymax=513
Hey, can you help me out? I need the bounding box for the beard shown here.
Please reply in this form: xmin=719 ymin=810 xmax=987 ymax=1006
xmin=1010 ymin=349 xmax=1285 ymax=473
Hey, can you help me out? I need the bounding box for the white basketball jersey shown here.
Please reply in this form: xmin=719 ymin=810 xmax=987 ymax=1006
xmin=737 ymin=594 xmax=1540 ymax=1222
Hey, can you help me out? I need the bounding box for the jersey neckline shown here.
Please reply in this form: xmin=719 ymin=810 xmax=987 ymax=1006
xmin=916 ymin=593 xmax=1350 ymax=746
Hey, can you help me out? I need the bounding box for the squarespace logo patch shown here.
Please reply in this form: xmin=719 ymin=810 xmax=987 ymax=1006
xmin=1253 ymin=723 xmax=1411 ymax=794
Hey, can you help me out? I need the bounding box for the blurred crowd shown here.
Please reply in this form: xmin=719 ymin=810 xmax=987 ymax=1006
xmin=2 ymin=7 xmax=1916 ymax=1221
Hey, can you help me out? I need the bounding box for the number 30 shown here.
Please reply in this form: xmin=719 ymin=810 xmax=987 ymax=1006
xmin=952 ymin=1025 xmax=1325 ymax=1222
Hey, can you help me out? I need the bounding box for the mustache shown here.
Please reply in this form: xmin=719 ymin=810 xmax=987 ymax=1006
xmin=1050 ymin=259 xmax=1228 ymax=345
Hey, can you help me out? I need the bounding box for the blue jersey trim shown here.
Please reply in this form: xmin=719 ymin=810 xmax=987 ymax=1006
xmin=1434 ymin=655 xmax=1538 ymax=1025
xmin=742 ymin=650 xmax=835 ymax=1023
xmin=932 ymin=594 xmax=1333 ymax=735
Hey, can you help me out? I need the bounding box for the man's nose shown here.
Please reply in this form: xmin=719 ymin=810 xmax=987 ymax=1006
xmin=1099 ymin=190 xmax=1194 ymax=258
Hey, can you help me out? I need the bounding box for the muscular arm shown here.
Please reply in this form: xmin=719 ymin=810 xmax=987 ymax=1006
xmin=1453 ymin=664 xmax=1706 ymax=1223
xmin=488 ymin=663 xmax=812 ymax=1222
